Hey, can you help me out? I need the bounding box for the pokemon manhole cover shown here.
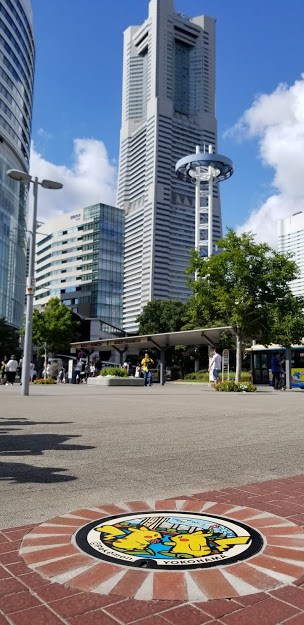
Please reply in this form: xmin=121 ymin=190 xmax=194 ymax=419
xmin=75 ymin=511 xmax=264 ymax=570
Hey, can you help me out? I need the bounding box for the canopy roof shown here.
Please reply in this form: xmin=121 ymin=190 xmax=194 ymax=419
xmin=71 ymin=326 xmax=233 ymax=353
xmin=247 ymin=342 xmax=304 ymax=351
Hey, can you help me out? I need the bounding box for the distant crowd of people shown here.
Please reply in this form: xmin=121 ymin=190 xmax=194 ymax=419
xmin=0 ymin=355 xmax=37 ymax=386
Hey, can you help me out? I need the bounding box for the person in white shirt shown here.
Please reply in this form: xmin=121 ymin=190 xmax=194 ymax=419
xmin=209 ymin=349 xmax=222 ymax=386
xmin=6 ymin=355 xmax=19 ymax=385
xmin=29 ymin=362 xmax=35 ymax=382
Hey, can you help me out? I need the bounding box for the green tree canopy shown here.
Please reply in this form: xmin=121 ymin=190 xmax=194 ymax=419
xmin=136 ymin=299 xmax=187 ymax=335
xmin=0 ymin=318 xmax=20 ymax=359
xmin=186 ymin=229 xmax=304 ymax=381
xmin=32 ymin=298 xmax=78 ymax=355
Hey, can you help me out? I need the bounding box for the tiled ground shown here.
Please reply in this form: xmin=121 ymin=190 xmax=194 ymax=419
xmin=1 ymin=476 xmax=304 ymax=624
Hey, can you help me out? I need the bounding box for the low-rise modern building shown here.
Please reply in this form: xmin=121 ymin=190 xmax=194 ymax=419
xmin=278 ymin=211 xmax=304 ymax=297
xmin=35 ymin=204 xmax=124 ymax=336
xmin=0 ymin=0 xmax=35 ymax=328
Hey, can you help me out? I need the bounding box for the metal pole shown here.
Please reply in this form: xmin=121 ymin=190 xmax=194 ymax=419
xmin=21 ymin=177 xmax=38 ymax=396
xmin=44 ymin=343 xmax=47 ymax=379
xmin=208 ymin=144 xmax=213 ymax=258
xmin=285 ymin=347 xmax=291 ymax=390
xmin=160 ymin=349 xmax=166 ymax=386
xmin=194 ymin=146 xmax=200 ymax=371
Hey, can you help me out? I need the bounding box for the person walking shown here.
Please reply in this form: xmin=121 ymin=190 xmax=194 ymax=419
xmin=73 ymin=359 xmax=82 ymax=384
xmin=208 ymin=349 xmax=222 ymax=386
xmin=141 ymin=352 xmax=154 ymax=387
xmin=29 ymin=361 xmax=35 ymax=382
xmin=271 ymin=352 xmax=282 ymax=391
xmin=1 ymin=356 xmax=7 ymax=385
xmin=5 ymin=355 xmax=19 ymax=385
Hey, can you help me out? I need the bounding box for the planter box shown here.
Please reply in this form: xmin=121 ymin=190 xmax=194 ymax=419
xmin=87 ymin=376 xmax=144 ymax=386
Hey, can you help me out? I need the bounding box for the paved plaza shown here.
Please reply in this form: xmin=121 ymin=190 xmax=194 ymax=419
xmin=0 ymin=383 xmax=304 ymax=623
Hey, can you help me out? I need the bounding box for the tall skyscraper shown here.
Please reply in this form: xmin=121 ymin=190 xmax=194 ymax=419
xmin=278 ymin=212 xmax=304 ymax=297
xmin=35 ymin=204 xmax=124 ymax=331
xmin=117 ymin=0 xmax=221 ymax=333
xmin=0 ymin=0 xmax=35 ymax=328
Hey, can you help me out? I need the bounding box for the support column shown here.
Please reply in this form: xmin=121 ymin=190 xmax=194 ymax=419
xmin=113 ymin=347 xmax=125 ymax=366
xmin=285 ymin=347 xmax=291 ymax=390
xmin=160 ymin=349 xmax=166 ymax=386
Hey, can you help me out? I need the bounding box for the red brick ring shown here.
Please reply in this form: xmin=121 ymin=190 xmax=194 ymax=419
xmin=20 ymin=498 xmax=304 ymax=602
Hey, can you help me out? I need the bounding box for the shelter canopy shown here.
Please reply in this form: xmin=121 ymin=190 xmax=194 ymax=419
xmin=71 ymin=326 xmax=233 ymax=353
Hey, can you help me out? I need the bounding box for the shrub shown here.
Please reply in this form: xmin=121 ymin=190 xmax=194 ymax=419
xmin=184 ymin=370 xmax=209 ymax=382
xmin=34 ymin=378 xmax=57 ymax=384
xmin=228 ymin=372 xmax=251 ymax=382
xmin=100 ymin=367 xmax=128 ymax=377
xmin=215 ymin=381 xmax=256 ymax=392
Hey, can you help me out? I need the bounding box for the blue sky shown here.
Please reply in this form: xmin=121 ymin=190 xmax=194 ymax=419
xmin=30 ymin=0 xmax=304 ymax=245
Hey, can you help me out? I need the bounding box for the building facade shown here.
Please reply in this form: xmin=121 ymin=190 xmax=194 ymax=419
xmin=117 ymin=0 xmax=221 ymax=332
xmin=0 ymin=0 xmax=35 ymax=328
xmin=278 ymin=212 xmax=304 ymax=297
xmin=35 ymin=204 xmax=124 ymax=330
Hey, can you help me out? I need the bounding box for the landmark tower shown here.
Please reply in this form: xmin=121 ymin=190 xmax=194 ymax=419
xmin=117 ymin=0 xmax=221 ymax=332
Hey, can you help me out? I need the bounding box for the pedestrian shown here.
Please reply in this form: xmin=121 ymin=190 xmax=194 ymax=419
xmin=141 ymin=352 xmax=154 ymax=387
xmin=90 ymin=362 xmax=96 ymax=377
xmin=135 ymin=363 xmax=141 ymax=378
xmin=1 ymin=356 xmax=7 ymax=384
xmin=18 ymin=357 xmax=22 ymax=384
xmin=271 ymin=351 xmax=281 ymax=391
xmin=31 ymin=366 xmax=37 ymax=382
xmin=29 ymin=361 xmax=35 ymax=382
xmin=127 ymin=360 xmax=134 ymax=376
xmin=46 ymin=361 xmax=52 ymax=379
xmin=57 ymin=366 xmax=65 ymax=384
xmin=5 ymin=355 xmax=19 ymax=385
xmin=73 ymin=359 xmax=82 ymax=384
xmin=208 ymin=348 xmax=222 ymax=386
xmin=95 ymin=359 xmax=102 ymax=375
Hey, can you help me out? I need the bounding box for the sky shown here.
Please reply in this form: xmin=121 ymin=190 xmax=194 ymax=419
xmin=30 ymin=0 xmax=304 ymax=247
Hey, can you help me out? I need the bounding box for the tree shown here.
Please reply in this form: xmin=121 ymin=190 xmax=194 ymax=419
xmin=0 ymin=318 xmax=20 ymax=358
xmin=136 ymin=299 xmax=187 ymax=335
xmin=186 ymin=229 xmax=304 ymax=381
xmin=32 ymin=298 xmax=78 ymax=355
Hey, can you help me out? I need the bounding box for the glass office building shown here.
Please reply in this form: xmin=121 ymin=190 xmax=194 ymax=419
xmin=0 ymin=0 xmax=35 ymax=328
xmin=35 ymin=204 xmax=124 ymax=329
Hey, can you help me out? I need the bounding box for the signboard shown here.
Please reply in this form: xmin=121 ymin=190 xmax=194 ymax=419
xmin=222 ymin=349 xmax=229 ymax=382
xmin=291 ymin=368 xmax=304 ymax=389
xmin=26 ymin=277 xmax=35 ymax=295
xmin=68 ymin=359 xmax=73 ymax=381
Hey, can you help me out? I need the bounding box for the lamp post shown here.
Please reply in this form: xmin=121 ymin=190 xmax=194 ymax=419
xmin=6 ymin=169 xmax=63 ymax=396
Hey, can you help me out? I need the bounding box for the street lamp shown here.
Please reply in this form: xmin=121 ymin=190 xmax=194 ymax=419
xmin=6 ymin=169 xmax=63 ymax=396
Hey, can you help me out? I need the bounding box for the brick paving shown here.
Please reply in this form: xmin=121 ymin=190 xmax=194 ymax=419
xmin=0 ymin=476 xmax=303 ymax=624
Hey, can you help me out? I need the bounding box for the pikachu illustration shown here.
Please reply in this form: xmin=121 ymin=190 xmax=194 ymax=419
xmin=95 ymin=524 xmax=162 ymax=554
xmin=161 ymin=530 xmax=250 ymax=558
xmin=161 ymin=530 xmax=214 ymax=558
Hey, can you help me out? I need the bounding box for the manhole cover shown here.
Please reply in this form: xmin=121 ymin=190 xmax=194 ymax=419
xmin=75 ymin=511 xmax=263 ymax=570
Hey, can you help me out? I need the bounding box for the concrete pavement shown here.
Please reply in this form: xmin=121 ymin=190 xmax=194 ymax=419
xmin=0 ymin=383 xmax=303 ymax=528
xmin=0 ymin=383 xmax=304 ymax=624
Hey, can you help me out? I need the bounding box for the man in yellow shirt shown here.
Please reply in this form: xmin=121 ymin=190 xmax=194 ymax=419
xmin=141 ymin=352 xmax=154 ymax=387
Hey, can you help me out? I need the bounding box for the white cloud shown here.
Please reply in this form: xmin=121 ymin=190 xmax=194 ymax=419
xmin=228 ymin=74 xmax=304 ymax=246
xmin=29 ymin=138 xmax=117 ymax=220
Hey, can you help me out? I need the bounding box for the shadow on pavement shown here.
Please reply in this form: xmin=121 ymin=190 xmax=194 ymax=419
xmin=0 ymin=433 xmax=95 ymax=456
xmin=0 ymin=461 xmax=77 ymax=483
xmin=0 ymin=417 xmax=74 ymax=427
xmin=0 ymin=417 xmax=95 ymax=483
